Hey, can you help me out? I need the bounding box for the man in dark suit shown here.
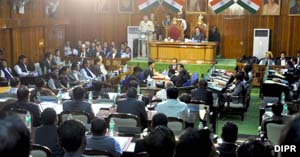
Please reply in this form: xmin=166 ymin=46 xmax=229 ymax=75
xmin=143 ymin=59 xmax=161 ymax=79
xmin=90 ymin=56 xmax=102 ymax=77
xmin=116 ymin=87 xmax=148 ymax=129
xmin=191 ymin=79 xmax=213 ymax=107
xmin=2 ymin=86 xmax=41 ymax=127
xmin=175 ymin=64 xmax=191 ymax=87
xmin=275 ymin=51 xmax=288 ymax=66
xmin=128 ymin=66 xmax=143 ymax=84
xmin=107 ymin=47 xmax=121 ymax=59
xmin=63 ymin=86 xmax=95 ymax=119
xmin=35 ymin=108 xmax=63 ymax=157
xmin=41 ymin=52 xmax=53 ymax=74
xmin=216 ymin=122 xmax=238 ymax=157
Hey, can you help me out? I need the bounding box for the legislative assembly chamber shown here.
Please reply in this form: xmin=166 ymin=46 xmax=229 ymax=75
xmin=0 ymin=0 xmax=300 ymax=157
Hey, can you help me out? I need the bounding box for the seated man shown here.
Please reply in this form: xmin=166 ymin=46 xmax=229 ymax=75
xmin=237 ymin=139 xmax=273 ymax=157
xmin=168 ymin=58 xmax=178 ymax=73
xmin=90 ymin=56 xmax=103 ymax=77
xmin=275 ymin=51 xmax=288 ymax=66
xmin=69 ymin=62 xmax=84 ymax=82
xmin=175 ymin=64 xmax=190 ymax=87
xmin=217 ymin=122 xmax=238 ymax=157
xmin=87 ymin=81 xmax=109 ymax=100
xmin=35 ymin=108 xmax=63 ymax=157
xmin=116 ymin=87 xmax=148 ymax=129
xmin=143 ymin=59 xmax=161 ymax=79
xmin=0 ymin=113 xmax=31 ymax=157
xmin=80 ymin=59 xmax=96 ymax=81
xmin=154 ymin=81 xmax=174 ymax=100
xmin=13 ymin=55 xmax=32 ymax=77
xmin=134 ymin=113 xmax=168 ymax=154
xmin=58 ymin=120 xmax=86 ymax=157
xmin=52 ymin=49 xmax=63 ymax=66
xmin=191 ymin=79 xmax=213 ymax=107
xmin=63 ymin=86 xmax=95 ymax=119
xmin=128 ymin=66 xmax=144 ymax=84
xmin=41 ymin=52 xmax=53 ymax=73
xmin=86 ymin=118 xmax=122 ymax=157
xmin=107 ymin=47 xmax=121 ymax=59
xmin=0 ymin=59 xmax=14 ymax=81
xmin=30 ymin=78 xmax=55 ymax=102
xmin=2 ymin=86 xmax=41 ymax=127
xmin=6 ymin=78 xmax=20 ymax=95
xmin=261 ymin=101 xmax=290 ymax=133
xmin=156 ymin=87 xmax=189 ymax=121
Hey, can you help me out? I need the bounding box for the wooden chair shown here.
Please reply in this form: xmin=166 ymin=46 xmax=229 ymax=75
xmin=167 ymin=117 xmax=185 ymax=135
xmin=83 ymin=149 xmax=114 ymax=157
xmin=59 ymin=110 xmax=92 ymax=125
xmin=165 ymin=24 xmax=184 ymax=41
xmin=30 ymin=144 xmax=52 ymax=157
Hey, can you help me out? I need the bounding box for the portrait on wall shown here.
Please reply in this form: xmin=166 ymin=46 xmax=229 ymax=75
xmin=118 ymin=0 xmax=134 ymax=13
xmin=186 ymin=0 xmax=208 ymax=14
xmin=95 ymin=0 xmax=110 ymax=13
xmin=289 ymin=0 xmax=300 ymax=15
xmin=261 ymin=0 xmax=281 ymax=15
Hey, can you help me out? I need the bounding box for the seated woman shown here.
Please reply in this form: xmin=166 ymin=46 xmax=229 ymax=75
xmin=30 ymin=78 xmax=55 ymax=102
xmin=48 ymin=67 xmax=66 ymax=93
xmin=259 ymin=51 xmax=275 ymax=66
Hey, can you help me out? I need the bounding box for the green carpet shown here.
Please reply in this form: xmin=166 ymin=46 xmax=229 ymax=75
xmin=216 ymin=88 xmax=261 ymax=136
xmin=128 ymin=58 xmax=236 ymax=76
xmin=129 ymin=58 xmax=260 ymax=137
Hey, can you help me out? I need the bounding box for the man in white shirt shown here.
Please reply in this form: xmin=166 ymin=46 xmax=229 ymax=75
xmin=0 ymin=59 xmax=14 ymax=80
xmin=14 ymin=55 xmax=31 ymax=77
xmin=156 ymin=87 xmax=189 ymax=121
xmin=177 ymin=12 xmax=187 ymax=32
xmin=64 ymin=41 xmax=72 ymax=56
xmin=139 ymin=15 xmax=155 ymax=57
xmin=154 ymin=81 xmax=174 ymax=101
xmin=80 ymin=59 xmax=96 ymax=81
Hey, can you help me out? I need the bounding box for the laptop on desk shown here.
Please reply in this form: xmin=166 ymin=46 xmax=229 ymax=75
xmin=117 ymin=127 xmax=142 ymax=136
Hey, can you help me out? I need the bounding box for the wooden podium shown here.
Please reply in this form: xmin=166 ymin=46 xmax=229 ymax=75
xmin=149 ymin=41 xmax=216 ymax=64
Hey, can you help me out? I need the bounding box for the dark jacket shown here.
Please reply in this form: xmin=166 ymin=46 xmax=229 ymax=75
xmin=90 ymin=64 xmax=102 ymax=77
xmin=35 ymin=125 xmax=64 ymax=157
xmin=175 ymin=69 xmax=190 ymax=87
xmin=2 ymin=100 xmax=41 ymax=127
xmin=116 ymin=98 xmax=147 ymax=129
xmin=216 ymin=143 xmax=238 ymax=157
xmin=191 ymin=87 xmax=213 ymax=107
xmin=63 ymin=100 xmax=95 ymax=119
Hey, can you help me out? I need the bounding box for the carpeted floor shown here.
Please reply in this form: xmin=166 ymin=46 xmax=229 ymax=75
xmin=129 ymin=58 xmax=260 ymax=139
xmin=216 ymin=88 xmax=261 ymax=138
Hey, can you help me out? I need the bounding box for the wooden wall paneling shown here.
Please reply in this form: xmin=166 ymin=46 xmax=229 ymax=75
xmin=0 ymin=29 xmax=12 ymax=65
xmin=45 ymin=25 xmax=65 ymax=53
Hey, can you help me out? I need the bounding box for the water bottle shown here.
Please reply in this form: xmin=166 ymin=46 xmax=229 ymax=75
xmin=7 ymin=79 xmax=11 ymax=87
xmin=36 ymin=91 xmax=41 ymax=102
xmin=281 ymin=92 xmax=285 ymax=103
xmin=67 ymin=81 xmax=70 ymax=90
xmin=198 ymin=121 xmax=204 ymax=129
xmin=137 ymin=85 xmax=141 ymax=95
xmin=88 ymin=91 xmax=93 ymax=103
xmin=282 ymin=103 xmax=288 ymax=115
xmin=25 ymin=111 xmax=31 ymax=131
xmin=57 ymin=89 xmax=62 ymax=105
xmin=109 ymin=118 xmax=115 ymax=136
xmin=67 ymin=113 xmax=73 ymax=120
xmin=117 ymin=84 xmax=121 ymax=94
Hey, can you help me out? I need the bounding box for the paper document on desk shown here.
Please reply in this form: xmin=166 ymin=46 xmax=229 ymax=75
xmin=113 ymin=137 xmax=132 ymax=151
xmin=0 ymin=97 xmax=10 ymax=102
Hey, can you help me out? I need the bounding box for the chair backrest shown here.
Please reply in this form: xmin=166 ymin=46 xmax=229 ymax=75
xmin=59 ymin=110 xmax=91 ymax=125
xmin=31 ymin=144 xmax=52 ymax=157
xmin=182 ymin=79 xmax=192 ymax=87
xmin=266 ymin=122 xmax=285 ymax=145
xmin=191 ymin=72 xmax=199 ymax=85
xmin=107 ymin=113 xmax=141 ymax=128
xmin=135 ymin=152 xmax=149 ymax=157
xmin=83 ymin=149 xmax=114 ymax=157
xmin=166 ymin=24 xmax=184 ymax=40
xmin=167 ymin=117 xmax=185 ymax=135
xmin=34 ymin=62 xmax=43 ymax=76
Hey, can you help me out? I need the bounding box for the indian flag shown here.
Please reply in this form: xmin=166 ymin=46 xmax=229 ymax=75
xmin=237 ymin=0 xmax=261 ymax=14
xmin=163 ymin=0 xmax=184 ymax=12
xmin=210 ymin=0 xmax=234 ymax=14
xmin=137 ymin=0 xmax=159 ymax=12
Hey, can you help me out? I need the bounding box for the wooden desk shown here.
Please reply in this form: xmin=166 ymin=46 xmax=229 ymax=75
xmin=149 ymin=41 xmax=216 ymax=64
